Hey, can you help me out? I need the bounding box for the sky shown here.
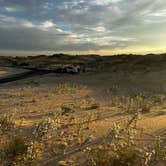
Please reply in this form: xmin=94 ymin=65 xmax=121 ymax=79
xmin=0 ymin=0 xmax=166 ymax=56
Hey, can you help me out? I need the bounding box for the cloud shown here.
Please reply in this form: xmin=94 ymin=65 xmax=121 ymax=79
xmin=22 ymin=21 xmax=35 ymax=28
xmin=42 ymin=20 xmax=55 ymax=29
xmin=89 ymin=0 xmax=122 ymax=6
xmin=0 ymin=0 xmax=166 ymax=54
xmin=5 ymin=6 xmax=18 ymax=12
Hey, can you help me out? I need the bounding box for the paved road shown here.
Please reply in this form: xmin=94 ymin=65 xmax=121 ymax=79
xmin=0 ymin=71 xmax=47 ymax=84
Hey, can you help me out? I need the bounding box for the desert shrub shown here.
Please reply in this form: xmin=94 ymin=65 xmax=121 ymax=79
xmin=87 ymin=146 xmax=112 ymax=166
xmin=113 ymin=148 xmax=137 ymax=166
xmin=151 ymin=95 xmax=165 ymax=104
xmin=154 ymin=136 xmax=166 ymax=161
xmin=87 ymin=145 xmax=138 ymax=166
xmin=141 ymin=149 xmax=155 ymax=166
xmin=0 ymin=113 xmax=15 ymax=133
xmin=87 ymin=115 xmax=166 ymax=166
xmin=136 ymin=96 xmax=152 ymax=113
xmin=3 ymin=135 xmax=42 ymax=166
xmin=32 ymin=117 xmax=56 ymax=138
xmin=76 ymin=122 xmax=85 ymax=143
xmin=87 ymin=121 xmax=139 ymax=166
xmin=6 ymin=135 xmax=28 ymax=159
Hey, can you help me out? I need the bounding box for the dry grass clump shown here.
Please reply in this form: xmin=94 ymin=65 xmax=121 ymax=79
xmin=0 ymin=113 xmax=15 ymax=133
xmin=0 ymin=134 xmax=42 ymax=166
xmin=55 ymin=83 xmax=87 ymax=94
xmin=0 ymin=113 xmax=47 ymax=166
xmin=79 ymin=96 xmax=100 ymax=110
xmin=5 ymin=135 xmax=28 ymax=159
xmin=87 ymin=145 xmax=137 ymax=166
xmin=51 ymin=142 xmax=67 ymax=156
xmin=32 ymin=117 xmax=57 ymax=139
xmin=124 ymin=96 xmax=153 ymax=114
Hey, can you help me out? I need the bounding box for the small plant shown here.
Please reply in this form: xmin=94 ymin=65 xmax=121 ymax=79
xmin=23 ymin=141 xmax=42 ymax=163
xmin=87 ymin=118 xmax=140 ymax=166
xmin=4 ymin=134 xmax=42 ymax=166
xmin=111 ymin=147 xmax=137 ymax=166
xmin=142 ymin=150 xmax=155 ymax=166
xmin=80 ymin=96 xmax=100 ymax=110
xmin=0 ymin=113 xmax=15 ymax=133
xmin=107 ymin=123 xmax=121 ymax=142
xmin=55 ymin=83 xmax=77 ymax=94
xmin=139 ymin=102 xmax=151 ymax=114
xmin=127 ymin=111 xmax=141 ymax=129
xmin=61 ymin=105 xmax=74 ymax=115
xmin=87 ymin=145 xmax=138 ymax=166
xmin=154 ymin=136 xmax=166 ymax=161
xmin=55 ymin=83 xmax=86 ymax=94
xmin=6 ymin=135 xmax=28 ymax=159
xmin=76 ymin=122 xmax=84 ymax=143
xmin=51 ymin=142 xmax=67 ymax=156
xmin=136 ymin=96 xmax=153 ymax=113
xmin=32 ymin=117 xmax=56 ymax=138
xmin=87 ymin=146 xmax=112 ymax=166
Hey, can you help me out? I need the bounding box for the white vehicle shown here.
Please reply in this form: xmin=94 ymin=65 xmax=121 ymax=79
xmin=63 ymin=65 xmax=80 ymax=74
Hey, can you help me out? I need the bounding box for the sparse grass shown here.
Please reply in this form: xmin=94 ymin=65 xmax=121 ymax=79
xmin=0 ymin=113 xmax=15 ymax=133
xmin=55 ymin=83 xmax=87 ymax=94
xmin=0 ymin=96 xmax=166 ymax=166
xmin=6 ymin=135 xmax=28 ymax=158
xmin=108 ymin=95 xmax=158 ymax=114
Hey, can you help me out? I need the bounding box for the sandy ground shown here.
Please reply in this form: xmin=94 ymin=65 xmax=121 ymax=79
xmin=1 ymin=70 xmax=166 ymax=132
xmin=0 ymin=69 xmax=166 ymax=165
xmin=0 ymin=67 xmax=8 ymax=77
xmin=0 ymin=67 xmax=28 ymax=78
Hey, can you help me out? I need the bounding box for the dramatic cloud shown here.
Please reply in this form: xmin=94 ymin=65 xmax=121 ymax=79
xmin=0 ymin=0 xmax=166 ymax=55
